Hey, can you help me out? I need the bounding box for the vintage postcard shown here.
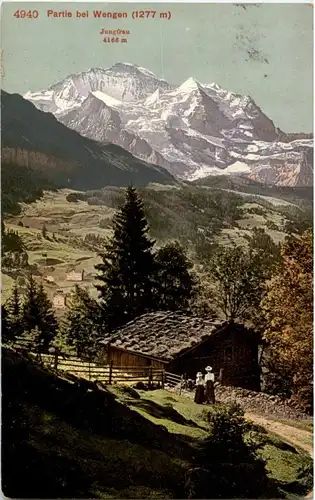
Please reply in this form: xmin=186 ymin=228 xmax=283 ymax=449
xmin=1 ymin=2 xmax=313 ymax=499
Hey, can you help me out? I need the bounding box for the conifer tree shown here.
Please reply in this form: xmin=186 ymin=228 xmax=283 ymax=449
xmin=21 ymin=274 xmax=39 ymax=334
xmin=1 ymin=304 xmax=11 ymax=344
xmin=21 ymin=276 xmax=58 ymax=350
xmin=95 ymin=186 xmax=156 ymax=329
xmin=63 ymin=285 xmax=100 ymax=358
xmin=36 ymin=283 xmax=58 ymax=348
xmin=5 ymin=283 xmax=23 ymax=343
xmin=7 ymin=283 xmax=21 ymax=320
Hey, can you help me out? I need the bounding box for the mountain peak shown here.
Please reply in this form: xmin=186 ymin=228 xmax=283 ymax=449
xmin=144 ymin=89 xmax=161 ymax=106
xmin=177 ymin=77 xmax=201 ymax=92
xmin=107 ymin=62 xmax=159 ymax=79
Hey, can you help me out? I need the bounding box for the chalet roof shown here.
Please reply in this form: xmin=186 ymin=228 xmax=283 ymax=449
xmin=99 ymin=311 xmax=230 ymax=362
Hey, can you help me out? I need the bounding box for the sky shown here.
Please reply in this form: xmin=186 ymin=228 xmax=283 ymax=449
xmin=1 ymin=2 xmax=313 ymax=132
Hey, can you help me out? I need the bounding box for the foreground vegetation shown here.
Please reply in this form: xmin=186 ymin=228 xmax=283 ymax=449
xmin=2 ymin=348 xmax=312 ymax=499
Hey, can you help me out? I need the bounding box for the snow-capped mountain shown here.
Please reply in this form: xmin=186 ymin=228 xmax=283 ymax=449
xmin=24 ymin=63 xmax=313 ymax=186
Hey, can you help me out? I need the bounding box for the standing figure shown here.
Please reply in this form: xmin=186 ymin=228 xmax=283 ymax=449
xmin=194 ymin=372 xmax=205 ymax=404
xmin=205 ymin=366 xmax=215 ymax=404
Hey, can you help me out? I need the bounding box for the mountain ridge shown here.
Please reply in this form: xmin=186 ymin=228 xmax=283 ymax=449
xmin=24 ymin=63 xmax=313 ymax=187
xmin=1 ymin=90 xmax=176 ymax=191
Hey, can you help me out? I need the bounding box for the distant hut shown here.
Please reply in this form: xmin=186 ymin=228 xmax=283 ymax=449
xmin=66 ymin=269 xmax=85 ymax=282
xmin=52 ymin=292 xmax=68 ymax=309
xmin=45 ymin=275 xmax=55 ymax=284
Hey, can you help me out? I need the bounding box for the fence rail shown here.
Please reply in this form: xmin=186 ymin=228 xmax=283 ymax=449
xmin=11 ymin=346 xmax=186 ymax=390
xmin=165 ymin=371 xmax=184 ymax=394
xmin=24 ymin=351 xmax=165 ymax=386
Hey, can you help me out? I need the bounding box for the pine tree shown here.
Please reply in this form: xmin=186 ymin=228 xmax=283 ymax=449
xmin=154 ymin=241 xmax=197 ymax=311
xmin=21 ymin=275 xmax=39 ymax=334
xmin=1 ymin=303 xmax=11 ymax=344
xmin=21 ymin=276 xmax=58 ymax=350
xmin=7 ymin=283 xmax=21 ymax=319
xmin=63 ymin=285 xmax=100 ymax=358
xmin=5 ymin=283 xmax=23 ymax=343
xmin=36 ymin=283 xmax=58 ymax=349
xmin=95 ymin=186 xmax=156 ymax=329
xmin=42 ymin=224 xmax=47 ymax=238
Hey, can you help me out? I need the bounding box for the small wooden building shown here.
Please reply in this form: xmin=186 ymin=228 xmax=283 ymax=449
xmin=52 ymin=292 xmax=68 ymax=309
xmin=99 ymin=311 xmax=262 ymax=391
xmin=66 ymin=269 xmax=85 ymax=282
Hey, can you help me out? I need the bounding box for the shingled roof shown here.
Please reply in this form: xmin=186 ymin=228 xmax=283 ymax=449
xmin=100 ymin=311 xmax=228 ymax=362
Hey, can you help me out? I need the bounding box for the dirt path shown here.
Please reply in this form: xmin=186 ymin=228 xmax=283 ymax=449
xmin=246 ymin=413 xmax=313 ymax=498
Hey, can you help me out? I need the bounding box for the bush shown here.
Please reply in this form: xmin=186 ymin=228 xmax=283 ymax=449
xmin=266 ymin=220 xmax=279 ymax=231
xmin=185 ymin=403 xmax=278 ymax=498
xmin=66 ymin=192 xmax=87 ymax=203
xmin=247 ymin=207 xmax=266 ymax=216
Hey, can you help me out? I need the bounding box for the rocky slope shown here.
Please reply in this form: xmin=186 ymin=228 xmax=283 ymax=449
xmin=1 ymin=90 xmax=175 ymax=190
xmin=24 ymin=63 xmax=313 ymax=186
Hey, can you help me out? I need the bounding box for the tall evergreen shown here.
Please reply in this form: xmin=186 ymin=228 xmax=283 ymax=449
xmin=6 ymin=283 xmax=21 ymax=320
xmin=36 ymin=283 xmax=58 ymax=349
xmin=21 ymin=276 xmax=58 ymax=350
xmin=1 ymin=304 xmax=11 ymax=344
xmin=21 ymin=275 xmax=38 ymax=334
xmin=95 ymin=186 xmax=156 ymax=329
xmin=5 ymin=283 xmax=23 ymax=342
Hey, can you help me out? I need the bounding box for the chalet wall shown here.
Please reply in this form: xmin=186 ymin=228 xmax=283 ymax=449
xmin=169 ymin=325 xmax=260 ymax=391
xmin=106 ymin=346 xmax=166 ymax=371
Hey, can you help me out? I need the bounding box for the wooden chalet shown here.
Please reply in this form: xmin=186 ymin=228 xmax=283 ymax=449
xmin=99 ymin=311 xmax=262 ymax=391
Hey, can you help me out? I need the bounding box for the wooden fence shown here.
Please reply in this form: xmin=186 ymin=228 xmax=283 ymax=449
xmin=11 ymin=345 xmax=185 ymax=390
xmin=165 ymin=371 xmax=184 ymax=395
xmin=27 ymin=352 xmax=165 ymax=387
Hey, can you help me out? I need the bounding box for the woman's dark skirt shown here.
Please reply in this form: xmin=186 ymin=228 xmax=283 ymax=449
xmin=205 ymin=380 xmax=215 ymax=404
xmin=194 ymin=385 xmax=205 ymax=404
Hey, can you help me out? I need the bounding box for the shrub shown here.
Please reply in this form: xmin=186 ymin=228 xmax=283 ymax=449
xmin=247 ymin=207 xmax=266 ymax=216
xmin=66 ymin=192 xmax=86 ymax=203
xmin=186 ymin=403 xmax=278 ymax=498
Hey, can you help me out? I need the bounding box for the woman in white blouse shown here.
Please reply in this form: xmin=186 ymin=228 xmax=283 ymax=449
xmin=205 ymin=366 xmax=215 ymax=404
xmin=194 ymin=372 xmax=205 ymax=404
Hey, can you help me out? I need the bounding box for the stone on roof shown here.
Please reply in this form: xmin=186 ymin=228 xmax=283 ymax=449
xmin=100 ymin=311 xmax=227 ymax=361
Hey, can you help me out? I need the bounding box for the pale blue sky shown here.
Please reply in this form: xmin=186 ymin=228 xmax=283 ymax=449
xmin=1 ymin=2 xmax=313 ymax=131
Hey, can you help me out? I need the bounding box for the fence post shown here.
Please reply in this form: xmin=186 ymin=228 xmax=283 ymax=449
xmin=148 ymin=366 xmax=153 ymax=389
xmin=89 ymin=361 xmax=91 ymax=381
xmin=179 ymin=374 xmax=184 ymax=396
xmin=109 ymin=361 xmax=113 ymax=385
xmin=54 ymin=351 xmax=58 ymax=371
xmin=162 ymin=370 xmax=165 ymax=389
xmin=219 ymin=368 xmax=224 ymax=385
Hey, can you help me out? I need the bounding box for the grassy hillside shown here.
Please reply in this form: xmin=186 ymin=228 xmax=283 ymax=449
xmin=2 ymin=182 xmax=311 ymax=304
xmin=192 ymin=175 xmax=313 ymax=208
xmin=2 ymin=348 xmax=312 ymax=499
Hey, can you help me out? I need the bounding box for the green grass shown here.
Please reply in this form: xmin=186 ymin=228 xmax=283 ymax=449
xmin=262 ymin=443 xmax=309 ymax=484
xmin=135 ymin=389 xmax=209 ymax=430
xmin=28 ymin=404 xmax=184 ymax=498
xmin=3 ymin=344 xmax=313 ymax=499
xmin=276 ymin=419 xmax=314 ymax=433
xmin=109 ymin=386 xmax=313 ymax=495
